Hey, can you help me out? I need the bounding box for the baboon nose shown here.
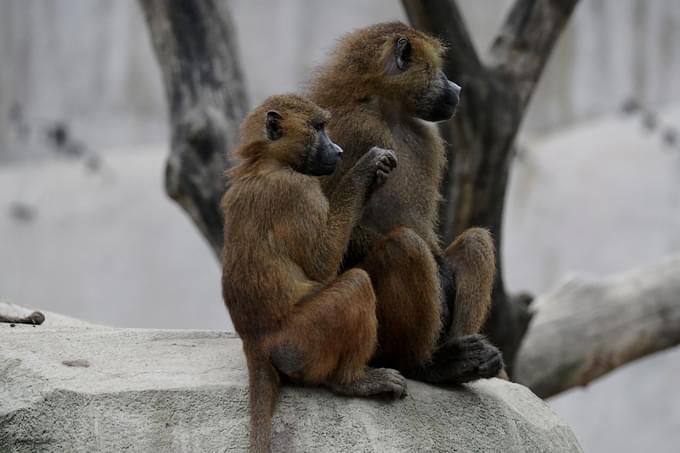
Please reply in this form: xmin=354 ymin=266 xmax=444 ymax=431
xmin=449 ymin=81 xmax=461 ymax=97
xmin=334 ymin=143 xmax=343 ymax=157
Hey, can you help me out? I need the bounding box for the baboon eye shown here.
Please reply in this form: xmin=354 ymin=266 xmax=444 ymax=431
xmin=312 ymin=121 xmax=325 ymax=131
xmin=265 ymin=110 xmax=283 ymax=140
xmin=395 ymin=37 xmax=411 ymax=71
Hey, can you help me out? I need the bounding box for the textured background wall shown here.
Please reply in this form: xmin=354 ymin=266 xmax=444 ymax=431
xmin=3 ymin=1 xmax=680 ymax=161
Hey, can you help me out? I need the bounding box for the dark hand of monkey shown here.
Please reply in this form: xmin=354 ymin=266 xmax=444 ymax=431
xmin=374 ymin=148 xmax=397 ymax=189
xmin=328 ymin=367 xmax=408 ymax=399
xmin=438 ymin=334 xmax=504 ymax=382
xmin=408 ymin=334 xmax=504 ymax=384
xmin=362 ymin=146 xmax=397 ymax=193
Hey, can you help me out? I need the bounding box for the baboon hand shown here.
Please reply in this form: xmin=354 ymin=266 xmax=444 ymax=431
xmin=435 ymin=334 xmax=504 ymax=383
xmin=364 ymin=146 xmax=397 ymax=191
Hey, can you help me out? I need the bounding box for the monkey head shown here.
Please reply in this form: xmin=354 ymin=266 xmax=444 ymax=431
xmin=393 ymin=36 xmax=462 ymax=123
xmin=238 ymin=95 xmax=343 ymax=176
xmin=378 ymin=23 xmax=461 ymax=122
xmin=314 ymin=22 xmax=461 ymax=123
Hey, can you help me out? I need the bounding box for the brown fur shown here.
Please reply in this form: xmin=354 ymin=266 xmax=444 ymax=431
xmin=221 ymin=94 xmax=406 ymax=452
xmin=308 ymin=22 xmax=501 ymax=380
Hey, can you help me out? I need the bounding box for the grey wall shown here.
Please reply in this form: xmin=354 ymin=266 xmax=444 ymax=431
xmin=0 ymin=0 xmax=167 ymax=162
xmin=2 ymin=0 xmax=680 ymax=161
xmin=526 ymin=0 xmax=680 ymax=134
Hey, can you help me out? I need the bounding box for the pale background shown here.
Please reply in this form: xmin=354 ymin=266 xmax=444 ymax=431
xmin=1 ymin=1 xmax=680 ymax=451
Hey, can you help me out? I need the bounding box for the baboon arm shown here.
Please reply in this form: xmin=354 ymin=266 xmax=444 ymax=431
xmin=312 ymin=171 xmax=371 ymax=279
xmin=344 ymin=225 xmax=384 ymax=269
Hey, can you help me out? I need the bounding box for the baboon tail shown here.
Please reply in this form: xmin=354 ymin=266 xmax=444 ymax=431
xmin=246 ymin=351 xmax=280 ymax=453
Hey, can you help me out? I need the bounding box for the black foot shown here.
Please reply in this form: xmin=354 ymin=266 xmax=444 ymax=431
xmin=328 ymin=367 xmax=408 ymax=399
xmin=407 ymin=334 xmax=504 ymax=384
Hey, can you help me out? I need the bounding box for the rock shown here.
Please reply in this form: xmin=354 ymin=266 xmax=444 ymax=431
xmin=0 ymin=310 xmax=582 ymax=452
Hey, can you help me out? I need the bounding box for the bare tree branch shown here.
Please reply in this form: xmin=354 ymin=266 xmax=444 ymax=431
xmin=489 ymin=0 xmax=580 ymax=112
xmin=515 ymin=257 xmax=680 ymax=398
xmin=138 ymin=0 xmax=249 ymax=256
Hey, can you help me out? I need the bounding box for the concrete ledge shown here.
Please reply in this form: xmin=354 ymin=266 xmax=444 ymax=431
xmin=0 ymin=308 xmax=582 ymax=452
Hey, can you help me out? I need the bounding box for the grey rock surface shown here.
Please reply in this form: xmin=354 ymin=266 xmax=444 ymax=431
xmin=0 ymin=312 xmax=582 ymax=453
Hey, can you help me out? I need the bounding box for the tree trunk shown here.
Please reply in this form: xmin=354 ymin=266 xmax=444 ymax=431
xmin=138 ymin=0 xmax=249 ymax=257
xmin=402 ymin=0 xmax=580 ymax=374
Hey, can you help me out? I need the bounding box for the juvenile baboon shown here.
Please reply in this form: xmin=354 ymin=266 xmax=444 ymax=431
xmin=221 ymin=95 xmax=405 ymax=452
xmin=308 ymin=22 xmax=503 ymax=383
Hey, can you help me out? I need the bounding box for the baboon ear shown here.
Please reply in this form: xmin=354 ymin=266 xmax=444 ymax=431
xmin=395 ymin=37 xmax=411 ymax=71
xmin=265 ymin=110 xmax=283 ymax=140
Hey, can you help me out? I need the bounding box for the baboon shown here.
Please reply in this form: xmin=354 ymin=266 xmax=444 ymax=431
xmin=221 ymin=95 xmax=405 ymax=452
xmin=308 ymin=22 xmax=503 ymax=383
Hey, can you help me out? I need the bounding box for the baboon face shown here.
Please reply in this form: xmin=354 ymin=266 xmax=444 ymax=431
xmin=265 ymin=109 xmax=343 ymax=176
xmin=307 ymin=123 xmax=344 ymax=176
xmin=238 ymin=95 xmax=342 ymax=176
xmin=329 ymin=23 xmax=461 ymax=122
xmin=412 ymin=69 xmax=461 ymax=122
xmin=387 ymin=35 xmax=461 ymax=123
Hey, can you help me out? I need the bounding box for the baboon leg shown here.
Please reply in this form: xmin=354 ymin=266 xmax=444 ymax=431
xmin=408 ymin=227 xmax=503 ymax=383
xmin=362 ymin=227 xmax=502 ymax=384
xmin=359 ymin=227 xmax=442 ymax=371
xmin=442 ymin=227 xmax=496 ymax=338
xmin=270 ymin=269 xmax=406 ymax=398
